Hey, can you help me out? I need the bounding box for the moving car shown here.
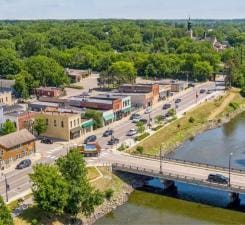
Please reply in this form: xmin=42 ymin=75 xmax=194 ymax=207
xmin=175 ymin=98 xmax=181 ymax=104
xmin=144 ymin=107 xmax=152 ymax=114
xmin=163 ymin=103 xmax=171 ymax=110
xmin=200 ymin=89 xmax=206 ymax=94
xmin=132 ymin=115 xmax=142 ymax=123
xmin=41 ymin=138 xmax=53 ymax=144
xmin=207 ymin=174 xmax=228 ymax=184
xmin=108 ymin=137 xmax=119 ymax=145
xmin=127 ymin=129 xmax=137 ymax=136
xmin=16 ymin=159 xmax=32 ymax=169
xmin=103 ymin=129 xmax=113 ymax=137
xmin=130 ymin=113 xmax=141 ymax=120
xmin=84 ymin=135 xmax=97 ymax=144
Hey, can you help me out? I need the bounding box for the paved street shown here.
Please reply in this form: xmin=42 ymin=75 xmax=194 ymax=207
xmin=0 ymin=79 xmax=226 ymax=202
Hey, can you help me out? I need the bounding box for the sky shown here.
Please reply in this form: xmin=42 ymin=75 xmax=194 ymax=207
xmin=0 ymin=0 xmax=244 ymax=20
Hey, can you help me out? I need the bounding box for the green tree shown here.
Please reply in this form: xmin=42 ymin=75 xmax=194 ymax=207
xmin=136 ymin=121 xmax=145 ymax=134
xmin=25 ymin=55 xmax=69 ymax=87
xmin=193 ymin=61 xmax=213 ymax=81
xmin=56 ymin=149 xmax=104 ymax=217
xmin=33 ymin=117 xmax=47 ymax=136
xmin=0 ymin=195 xmax=13 ymax=225
xmin=30 ymin=164 xmax=69 ymax=215
xmin=1 ymin=120 xmax=16 ymax=135
xmin=84 ymin=110 xmax=103 ymax=129
xmin=155 ymin=115 xmax=163 ymax=125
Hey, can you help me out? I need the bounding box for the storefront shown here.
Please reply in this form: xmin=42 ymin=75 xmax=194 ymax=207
xmin=70 ymin=127 xmax=81 ymax=140
xmin=103 ymin=110 xmax=114 ymax=126
xmin=81 ymin=119 xmax=93 ymax=135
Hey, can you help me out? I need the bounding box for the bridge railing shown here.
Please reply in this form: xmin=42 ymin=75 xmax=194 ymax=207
xmin=131 ymin=153 xmax=245 ymax=174
xmin=112 ymin=163 xmax=245 ymax=192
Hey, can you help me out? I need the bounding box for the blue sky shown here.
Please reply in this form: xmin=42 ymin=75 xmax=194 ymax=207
xmin=0 ymin=0 xmax=244 ymax=20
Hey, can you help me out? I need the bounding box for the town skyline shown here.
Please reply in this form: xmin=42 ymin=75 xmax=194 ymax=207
xmin=0 ymin=0 xmax=245 ymax=20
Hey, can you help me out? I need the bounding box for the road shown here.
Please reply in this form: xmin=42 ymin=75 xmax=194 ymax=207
xmin=0 ymin=78 xmax=226 ymax=202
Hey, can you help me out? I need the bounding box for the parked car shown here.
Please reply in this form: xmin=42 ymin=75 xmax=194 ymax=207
xmin=188 ymin=83 xmax=196 ymax=88
xmin=103 ymin=129 xmax=113 ymax=137
xmin=207 ymin=174 xmax=228 ymax=184
xmin=132 ymin=115 xmax=142 ymax=123
xmin=41 ymin=138 xmax=53 ymax=144
xmin=16 ymin=159 xmax=32 ymax=170
xmin=200 ymin=89 xmax=206 ymax=94
xmin=108 ymin=137 xmax=119 ymax=145
xmin=130 ymin=113 xmax=140 ymax=120
xmin=84 ymin=135 xmax=97 ymax=144
xmin=163 ymin=103 xmax=171 ymax=110
xmin=127 ymin=129 xmax=137 ymax=136
xmin=175 ymin=98 xmax=181 ymax=104
xmin=207 ymin=90 xmax=212 ymax=94
xmin=144 ymin=107 xmax=152 ymax=114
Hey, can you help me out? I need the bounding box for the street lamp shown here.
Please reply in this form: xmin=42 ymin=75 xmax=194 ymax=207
xmin=159 ymin=145 xmax=163 ymax=174
xmin=229 ymin=152 xmax=233 ymax=187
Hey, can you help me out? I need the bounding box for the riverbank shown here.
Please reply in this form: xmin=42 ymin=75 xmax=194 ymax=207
xmin=128 ymin=89 xmax=245 ymax=156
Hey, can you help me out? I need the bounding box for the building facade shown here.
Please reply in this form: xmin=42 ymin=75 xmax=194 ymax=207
xmin=0 ymin=129 xmax=36 ymax=169
xmin=0 ymin=89 xmax=12 ymax=105
xmin=35 ymin=87 xmax=64 ymax=98
xmin=36 ymin=109 xmax=92 ymax=141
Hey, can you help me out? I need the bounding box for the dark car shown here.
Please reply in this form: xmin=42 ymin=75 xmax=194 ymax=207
xmin=41 ymin=138 xmax=53 ymax=144
xmin=108 ymin=137 xmax=119 ymax=145
xmin=207 ymin=90 xmax=212 ymax=94
xmin=175 ymin=98 xmax=181 ymax=104
xmin=163 ymin=103 xmax=171 ymax=110
xmin=16 ymin=159 xmax=32 ymax=170
xmin=200 ymin=89 xmax=206 ymax=94
xmin=103 ymin=129 xmax=113 ymax=137
xmin=139 ymin=118 xmax=148 ymax=124
xmin=84 ymin=135 xmax=97 ymax=144
xmin=207 ymin=174 xmax=228 ymax=184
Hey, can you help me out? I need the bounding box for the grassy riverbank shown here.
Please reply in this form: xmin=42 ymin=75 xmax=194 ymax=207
xmin=13 ymin=166 xmax=128 ymax=225
xmin=129 ymin=89 xmax=245 ymax=156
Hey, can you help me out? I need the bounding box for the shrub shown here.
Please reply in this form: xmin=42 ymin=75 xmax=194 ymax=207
xmin=240 ymin=88 xmax=245 ymax=97
xmin=117 ymin=144 xmax=126 ymax=151
xmin=189 ymin=116 xmax=195 ymax=123
xmin=136 ymin=146 xmax=144 ymax=154
xmin=134 ymin=132 xmax=150 ymax=141
xmin=152 ymin=125 xmax=163 ymax=131
xmin=31 ymin=219 xmax=38 ymax=225
xmin=104 ymin=189 xmax=114 ymax=200
xmin=229 ymin=102 xmax=240 ymax=111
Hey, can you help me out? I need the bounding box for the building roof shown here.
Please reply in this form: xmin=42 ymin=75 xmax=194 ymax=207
xmin=0 ymin=87 xmax=12 ymax=94
xmin=29 ymin=101 xmax=59 ymax=107
xmin=36 ymin=87 xmax=62 ymax=91
xmin=0 ymin=129 xmax=36 ymax=149
xmin=65 ymin=68 xmax=89 ymax=77
xmin=0 ymin=80 xmax=15 ymax=88
xmin=2 ymin=104 xmax=25 ymax=114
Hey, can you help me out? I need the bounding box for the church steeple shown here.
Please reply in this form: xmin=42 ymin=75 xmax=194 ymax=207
xmin=187 ymin=17 xmax=193 ymax=39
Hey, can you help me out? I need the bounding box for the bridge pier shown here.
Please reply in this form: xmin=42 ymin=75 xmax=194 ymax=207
xmin=228 ymin=192 xmax=240 ymax=208
xmin=160 ymin=179 xmax=177 ymax=194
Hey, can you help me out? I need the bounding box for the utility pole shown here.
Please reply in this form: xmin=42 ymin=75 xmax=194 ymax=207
xmin=160 ymin=145 xmax=163 ymax=174
xmin=4 ymin=174 xmax=9 ymax=202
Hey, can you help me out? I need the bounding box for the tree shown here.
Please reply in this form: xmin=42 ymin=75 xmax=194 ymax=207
xmin=56 ymin=149 xmax=104 ymax=217
xmin=193 ymin=61 xmax=213 ymax=81
xmin=0 ymin=195 xmax=13 ymax=225
xmin=30 ymin=164 xmax=69 ymax=215
xmin=108 ymin=61 xmax=137 ymax=85
xmin=136 ymin=121 xmax=145 ymax=134
xmin=155 ymin=115 xmax=163 ymax=125
xmin=84 ymin=110 xmax=103 ymax=129
xmin=168 ymin=108 xmax=176 ymax=117
xmin=25 ymin=55 xmax=69 ymax=87
xmin=33 ymin=117 xmax=47 ymax=136
xmin=1 ymin=120 xmax=16 ymax=135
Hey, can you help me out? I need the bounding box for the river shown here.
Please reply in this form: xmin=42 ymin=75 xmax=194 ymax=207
xmin=95 ymin=112 xmax=245 ymax=225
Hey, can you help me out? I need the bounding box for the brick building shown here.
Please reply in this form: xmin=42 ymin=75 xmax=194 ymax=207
xmin=35 ymin=87 xmax=64 ymax=98
xmin=0 ymin=129 xmax=36 ymax=169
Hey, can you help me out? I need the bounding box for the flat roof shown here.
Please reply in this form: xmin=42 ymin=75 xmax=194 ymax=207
xmin=71 ymin=97 xmax=113 ymax=105
xmin=29 ymin=101 xmax=59 ymax=107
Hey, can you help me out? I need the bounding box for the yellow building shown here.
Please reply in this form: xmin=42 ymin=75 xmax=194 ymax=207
xmin=36 ymin=109 xmax=93 ymax=141
xmin=0 ymin=89 xmax=12 ymax=105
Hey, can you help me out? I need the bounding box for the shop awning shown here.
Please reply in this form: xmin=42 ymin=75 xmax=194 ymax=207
xmin=70 ymin=127 xmax=82 ymax=134
xmin=81 ymin=120 xmax=94 ymax=128
xmin=103 ymin=114 xmax=114 ymax=121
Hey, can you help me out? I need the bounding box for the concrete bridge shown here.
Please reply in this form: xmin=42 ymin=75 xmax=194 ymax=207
xmin=110 ymin=154 xmax=245 ymax=206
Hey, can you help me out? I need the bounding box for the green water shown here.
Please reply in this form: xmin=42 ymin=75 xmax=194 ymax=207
xmin=95 ymin=190 xmax=245 ymax=225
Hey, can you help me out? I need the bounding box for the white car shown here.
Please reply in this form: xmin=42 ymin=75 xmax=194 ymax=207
xmin=127 ymin=129 xmax=137 ymax=136
xmin=132 ymin=116 xmax=142 ymax=123
xmin=144 ymin=107 xmax=152 ymax=114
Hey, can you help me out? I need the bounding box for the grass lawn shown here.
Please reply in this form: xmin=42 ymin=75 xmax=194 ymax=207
xmin=87 ymin=166 xmax=101 ymax=181
xmin=129 ymin=89 xmax=245 ymax=156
